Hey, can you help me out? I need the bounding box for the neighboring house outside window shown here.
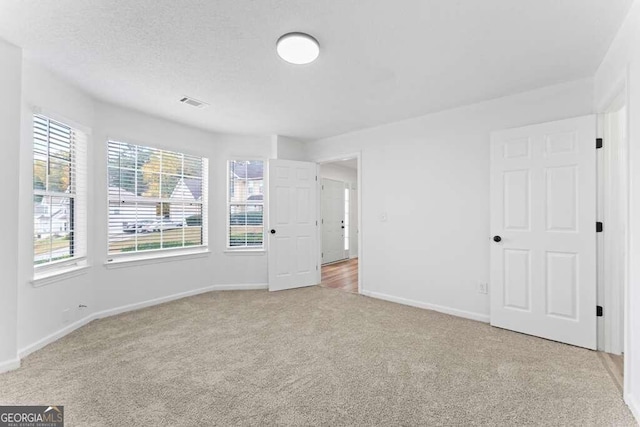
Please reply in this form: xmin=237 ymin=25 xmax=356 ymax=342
xmin=228 ymin=160 xmax=264 ymax=248
xmin=33 ymin=114 xmax=87 ymax=268
xmin=107 ymin=141 xmax=208 ymax=255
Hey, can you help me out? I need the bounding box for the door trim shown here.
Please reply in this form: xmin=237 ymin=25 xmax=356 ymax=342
xmin=315 ymin=152 xmax=362 ymax=294
xmin=596 ymin=70 xmax=631 ymax=403
xmin=598 ymin=90 xmax=628 ymax=356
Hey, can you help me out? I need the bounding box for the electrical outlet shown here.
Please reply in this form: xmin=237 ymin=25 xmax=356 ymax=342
xmin=478 ymin=282 xmax=488 ymax=294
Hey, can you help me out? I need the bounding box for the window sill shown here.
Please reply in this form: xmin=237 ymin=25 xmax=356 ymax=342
xmin=32 ymin=263 xmax=90 ymax=288
xmin=104 ymin=248 xmax=210 ymax=269
xmin=224 ymin=248 xmax=266 ymax=255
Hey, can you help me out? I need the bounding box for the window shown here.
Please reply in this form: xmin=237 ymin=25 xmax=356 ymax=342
xmin=228 ymin=160 xmax=264 ymax=248
xmin=344 ymin=186 xmax=350 ymax=251
xmin=107 ymin=141 xmax=208 ymax=255
xmin=33 ymin=115 xmax=87 ymax=266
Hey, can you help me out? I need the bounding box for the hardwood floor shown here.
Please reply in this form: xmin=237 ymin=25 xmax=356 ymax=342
xmin=320 ymin=258 xmax=358 ymax=293
xmin=598 ymin=352 xmax=624 ymax=394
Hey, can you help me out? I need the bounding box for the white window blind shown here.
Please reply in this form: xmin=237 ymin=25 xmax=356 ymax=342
xmin=33 ymin=114 xmax=87 ymax=266
xmin=107 ymin=141 xmax=208 ymax=255
xmin=228 ymin=160 xmax=264 ymax=248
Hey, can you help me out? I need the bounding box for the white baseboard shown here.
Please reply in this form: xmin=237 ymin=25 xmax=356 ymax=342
xmin=93 ymin=283 xmax=268 ymax=320
xmin=626 ymin=393 xmax=640 ymax=424
xmin=361 ymin=290 xmax=490 ymax=323
xmin=18 ymin=314 xmax=95 ymax=359
xmin=15 ymin=283 xmax=268 ymax=362
xmin=206 ymin=283 xmax=269 ymax=291
xmin=0 ymin=357 xmax=20 ymax=374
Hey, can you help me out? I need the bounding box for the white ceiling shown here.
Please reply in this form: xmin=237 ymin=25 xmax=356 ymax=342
xmin=0 ymin=0 xmax=632 ymax=140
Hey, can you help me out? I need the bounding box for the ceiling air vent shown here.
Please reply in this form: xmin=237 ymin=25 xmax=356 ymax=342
xmin=179 ymin=96 xmax=209 ymax=109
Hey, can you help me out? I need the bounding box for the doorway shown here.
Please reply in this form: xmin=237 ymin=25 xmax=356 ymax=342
xmin=597 ymin=88 xmax=629 ymax=393
xmin=490 ymin=115 xmax=597 ymax=349
xmin=318 ymin=157 xmax=360 ymax=294
xmin=489 ymin=105 xmax=629 ymax=393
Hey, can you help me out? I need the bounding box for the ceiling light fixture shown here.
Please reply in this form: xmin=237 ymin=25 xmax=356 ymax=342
xmin=276 ymin=32 xmax=320 ymax=65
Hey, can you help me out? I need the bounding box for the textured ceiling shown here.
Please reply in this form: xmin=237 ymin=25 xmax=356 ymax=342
xmin=0 ymin=0 xmax=633 ymax=140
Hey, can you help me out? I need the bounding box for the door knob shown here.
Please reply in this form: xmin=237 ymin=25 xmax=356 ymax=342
xmin=341 ymin=226 xmax=345 ymax=229
xmin=270 ymin=229 xmax=276 ymax=234
xmin=493 ymin=235 xmax=502 ymax=242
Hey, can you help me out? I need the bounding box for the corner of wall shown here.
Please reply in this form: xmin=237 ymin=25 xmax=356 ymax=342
xmin=626 ymin=393 xmax=640 ymax=424
xmin=0 ymin=37 xmax=23 ymax=371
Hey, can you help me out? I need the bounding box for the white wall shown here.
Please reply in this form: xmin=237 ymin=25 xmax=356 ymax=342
xmin=595 ymin=0 xmax=640 ymax=420
xmin=17 ymin=59 xmax=96 ymax=353
xmin=14 ymin=58 xmax=272 ymax=359
xmin=306 ymin=79 xmax=594 ymax=321
xmin=0 ymin=39 xmax=22 ymax=370
xmin=272 ymin=135 xmax=308 ymax=161
xmin=92 ymin=102 xmax=271 ymax=312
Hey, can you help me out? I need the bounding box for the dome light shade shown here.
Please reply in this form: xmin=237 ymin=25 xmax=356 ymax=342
xmin=276 ymin=33 xmax=320 ymax=65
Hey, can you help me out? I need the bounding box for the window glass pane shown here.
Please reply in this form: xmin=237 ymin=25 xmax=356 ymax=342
xmin=108 ymin=167 xmax=137 ymax=198
xmin=34 ymin=195 xmax=73 ymax=265
xmin=141 ymin=172 xmax=160 ymax=198
xmin=33 ymin=156 xmax=47 ymax=191
xmin=345 ymin=188 xmax=350 ymax=251
xmin=162 ymin=151 xmax=182 ymax=175
xmin=229 ymin=204 xmax=263 ymax=247
xmin=107 ymin=141 xmax=206 ymax=255
xmin=184 ymin=154 xmax=203 ymax=178
xmin=48 ymin=158 xmax=71 ymax=193
xmin=161 ymin=173 xmax=180 ymax=198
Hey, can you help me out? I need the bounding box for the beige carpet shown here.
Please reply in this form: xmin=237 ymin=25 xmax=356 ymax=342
xmin=0 ymin=287 xmax=635 ymax=426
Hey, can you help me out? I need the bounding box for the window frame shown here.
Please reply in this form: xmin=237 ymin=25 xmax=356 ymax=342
xmin=32 ymin=113 xmax=87 ymax=276
xmin=106 ymin=139 xmax=209 ymax=260
xmin=226 ymin=158 xmax=266 ymax=251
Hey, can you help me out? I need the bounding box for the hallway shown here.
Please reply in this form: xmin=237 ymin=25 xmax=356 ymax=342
xmin=320 ymin=258 xmax=358 ymax=293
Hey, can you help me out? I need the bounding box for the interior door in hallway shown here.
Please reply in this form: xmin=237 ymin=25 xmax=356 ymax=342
xmin=490 ymin=115 xmax=597 ymax=349
xmin=268 ymin=159 xmax=318 ymax=292
xmin=322 ymin=178 xmax=346 ymax=264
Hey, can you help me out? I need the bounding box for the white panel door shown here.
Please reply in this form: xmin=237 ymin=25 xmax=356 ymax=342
xmin=322 ymin=178 xmax=346 ymax=264
xmin=490 ymin=115 xmax=597 ymax=349
xmin=268 ymin=159 xmax=318 ymax=292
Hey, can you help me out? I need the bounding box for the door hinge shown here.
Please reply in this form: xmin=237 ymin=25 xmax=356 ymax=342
xmin=597 ymin=305 xmax=603 ymax=317
xmin=596 ymin=222 xmax=603 ymax=233
xmin=596 ymin=138 xmax=603 ymax=149
xmin=316 ymin=220 xmax=318 ymax=226
xmin=315 ymin=176 xmax=318 ymax=181
xmin=316 ymin=265 xmax=319 ymax=270
xmin=321 ymin=252 xmax=324 ymax=258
